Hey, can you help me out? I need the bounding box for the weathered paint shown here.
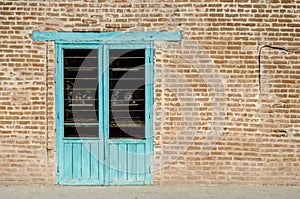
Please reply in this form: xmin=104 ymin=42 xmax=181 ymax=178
xmin=32 ymin=31 xmax=182 ymax=42
xmin=103 ymin=43 xmax=153 ymax=185
xmin=56 ymin=44 xmax=103 ymax=185
xmin=56 ymin=42 xmax=154 ymax=185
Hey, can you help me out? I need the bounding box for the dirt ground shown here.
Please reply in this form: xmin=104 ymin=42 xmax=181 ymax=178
xmin=1 ymin=185 xmax=300 ymax=199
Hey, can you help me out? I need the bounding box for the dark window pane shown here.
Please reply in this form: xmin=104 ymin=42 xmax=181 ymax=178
xmin=64 ymin=49 xmax=99 ymax=138
xmin=109 ymin=49 xmax=145 ymax=139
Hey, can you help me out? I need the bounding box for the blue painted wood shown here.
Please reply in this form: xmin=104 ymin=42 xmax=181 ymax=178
xmin=103 ymin=44 xmax=153 ymax=185
xmin=102 ymin=45 xmax=110 ymax=185
xmin=64 ymin=143 xmax=73 ymax=180
xmin=73 ymin=143 xmax=82 ymax=180
xmin=107 ymin=142 xmax=148 ymax=185
xmin=108 ymin=139 xmax=146 ymax=144
xmin=56 ymin=44 xmax=65 ymax=184
xmin=109 ymin=143 xmax=119 ymax=183
xmin=81 ymin=144 xmax=91 ymax=180
xmin=32 ymin=31 xmax=182 ymax=42
xmin=62 ymin=145 xmax=102 ymax=185
xmin=145 ymin=44 xmax=154 ymax=184
xmin=56 ymin=44 xmax=103 ymax=185
xmin=127 ymin=144 xmax=137 ymax=181
xmin=56 ymin=43 xmax=154 ymax=186
xmin=136 ymin=143 xmax=146 ymax=182
xmin=63 ymin=142 xmax=104 ymax=185
xmin=119 ymin=143 xmax=127 ymax=180
xmin=90 ymin=143 xmax=100 ymax=180
xmin=97 ymin=46 xmax=105 ymax=149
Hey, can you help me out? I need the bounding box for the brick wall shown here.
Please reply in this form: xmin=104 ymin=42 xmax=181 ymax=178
xmin=0 ymin=0 xmax=299 ymax=185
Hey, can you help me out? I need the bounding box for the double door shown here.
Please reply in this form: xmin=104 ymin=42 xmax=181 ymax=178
xmin=55 ymin=43 xmax=153 ymax=185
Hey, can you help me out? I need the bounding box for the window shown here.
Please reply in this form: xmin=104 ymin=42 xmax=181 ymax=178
xmin=62 ymin=48 xmax=147 ymax=139
xmin=64 ymin=49 xmax=99 ymax=137
xmin=109 ymin=49 xmax=145 ymax=138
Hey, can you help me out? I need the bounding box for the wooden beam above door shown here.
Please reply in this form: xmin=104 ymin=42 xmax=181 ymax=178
xmin=32 ymin=31 xmax=182 ymax=42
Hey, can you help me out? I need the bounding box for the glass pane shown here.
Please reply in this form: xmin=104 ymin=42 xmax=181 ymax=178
xmin=109 ymin=49 xmax=145 ymax=139
xmin=64 ymin=49 xmax=99 ymax=138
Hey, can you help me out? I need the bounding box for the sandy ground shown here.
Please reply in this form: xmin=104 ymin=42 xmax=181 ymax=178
xmin=1 ymin=185 xmax=300 ymax=199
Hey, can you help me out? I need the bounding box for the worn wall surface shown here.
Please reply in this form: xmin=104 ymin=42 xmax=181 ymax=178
xmin=0 ymin=0 xmax=300 ymax=185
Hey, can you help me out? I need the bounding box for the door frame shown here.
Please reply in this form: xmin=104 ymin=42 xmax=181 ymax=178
xmin=55 ymin=42 xmax=154 ymax=185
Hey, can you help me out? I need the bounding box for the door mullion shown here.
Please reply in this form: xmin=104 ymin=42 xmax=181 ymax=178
xmin=103 ymin=45 xmax=110 ymax=185
xmin=98 ymin=45 xmax=105 ymax=185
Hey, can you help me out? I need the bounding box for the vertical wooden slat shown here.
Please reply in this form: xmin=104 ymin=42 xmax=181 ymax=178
xmin=128 ymin=144 xmax=137 ymax=181
xmin=119 ymin=143 xmax=127 ymax=180
xmin=73 ymin=143 xmax=82 ymax=180
xmin=90 ymin=143 xmax=99 ymax=180
xmin=82 ymin=143 xmax=91 ymax=180
xmin=64 ymin=143 xmax=73 ymax=180
xmin=109 ymin=143 xmax=119 ymax=182
xmin=137 ymin=143 xmax=145 ymax=181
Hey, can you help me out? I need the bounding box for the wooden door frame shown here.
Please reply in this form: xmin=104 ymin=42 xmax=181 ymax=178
xmin=55 ymin=42 xmax=154 ymax=185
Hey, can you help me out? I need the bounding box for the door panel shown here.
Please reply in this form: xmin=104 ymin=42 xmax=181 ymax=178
xmin=107 ymin=141 xmax=148 ymax=185
xmin=62 ymin=142 xmax=103 ymax=185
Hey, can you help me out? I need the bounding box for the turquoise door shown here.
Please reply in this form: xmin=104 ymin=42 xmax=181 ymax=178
xmin=56 ymin=43 xmax=153 ymax=185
